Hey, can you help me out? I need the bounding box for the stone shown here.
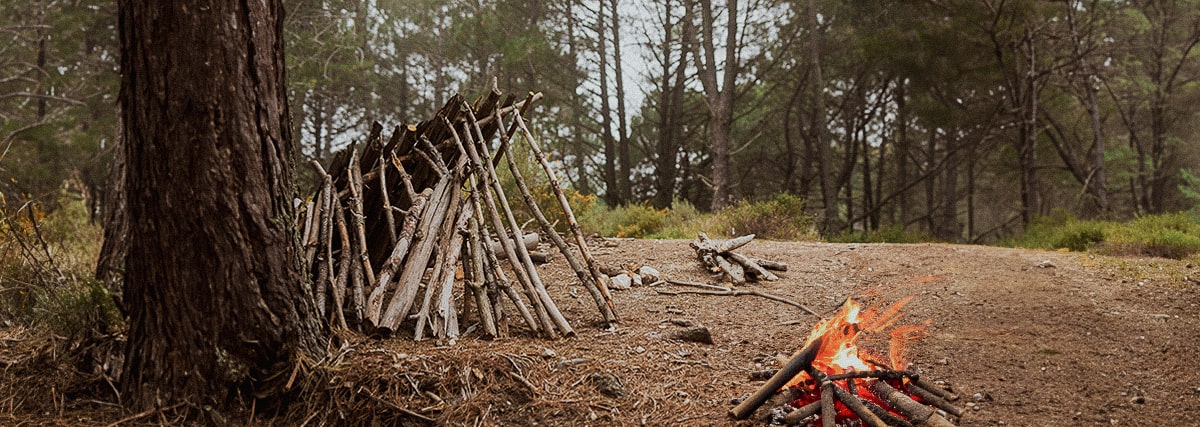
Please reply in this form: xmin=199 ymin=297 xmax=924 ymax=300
xmin=669 ymin=326 xmax=714 ymax=345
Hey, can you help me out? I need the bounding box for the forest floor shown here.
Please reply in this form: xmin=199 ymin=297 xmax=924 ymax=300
xmin=3 ymin=240 xmax=1200 ymax=426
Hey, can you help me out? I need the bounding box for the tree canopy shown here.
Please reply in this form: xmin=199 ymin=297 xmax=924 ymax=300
xmin=6 ymin=0 xmax=1200 ymax=241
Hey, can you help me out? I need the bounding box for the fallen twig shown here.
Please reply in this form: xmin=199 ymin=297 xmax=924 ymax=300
xmin=655 ymin=288 xmax=818 ymax=316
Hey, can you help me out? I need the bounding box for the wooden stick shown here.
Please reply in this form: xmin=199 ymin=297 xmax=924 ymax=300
xmin=727 ymin=251 xmax=780 ymax=281
xmin=910 ymin=378 xmax=960 ymax=402
xmin=466 ymin=215 xmax=498 ymax=338
xmin=493 ymin=108 xmax=616 ymax=325
xmin=871 ymin=381 xmax=957 ymax=427
xmin=693 ymin=232 xmax=755 ymax=253
xmin=377 ymin=175 xmax=457 ymax=331
xmin=751 ymin=257 xmax=788 ymax=272
xmin=366 ymin=188 xmax=430 ymax=323
xmin=907 ymin=382 xmax=965 ymax=418
xmin=784 ymin=400 xmax=822 ymax=425
xmin=414 ymin=191 xmax=464 ymax=340
xmin=715 ymin=254 xmax=746 ymax=284
xmin=311 ymin=162 xmax=336 ymax=318
xmin=378 ymin=155 xmax=397 ymax=244
xmin=666 ymin=279 xmax=732 ymax=292
xmin=454 ymin=118 xmax=557 ymax=338
xmin=330 ymin=201 xmax=352 ymax=330
xmin=861 ymin=398 xmax=915 ymax=427
xmin=464 ymin=108 xmax=573 ymax=337
xmin=655 ymin=288 xmax=819 ymax=316
xmin=488 ymin=232 xmax=539 ymax=253
xmin=815 ymin=369 xmax=886 ymax=427
xmin=730 ymin=337 xmax=823 ymax=419
xmin=389 ymin=152 xmax=418 ymax=203
xmin=301 ymin=195 xmax=320 ymax=266
xmin=513 ymin=109 xmax=618 ymax=321
xmin=469 ymin=188 xmax=539 ymax=335
xmin=819 ymin=377 xmax=836 ymax=427
xmin=348 ymin=148 xmax=374 ymax=298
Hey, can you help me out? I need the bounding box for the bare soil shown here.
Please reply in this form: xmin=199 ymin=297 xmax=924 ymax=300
xmin=4 ymin=240 xmax=1199 ymax=426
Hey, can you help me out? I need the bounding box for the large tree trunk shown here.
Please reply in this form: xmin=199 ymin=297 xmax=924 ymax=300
xmin=95 ymin=106 xmax=127 ymax=302
xmin=652 ymin=0 xmax=683 ymax=209
xmin=118 ymin=0 xmax=325 ymax=412
xmin=808 ymin=0 xmax=838 ymax=233
xmin=685 ymin=0 xmax=737 ymax=211
xmin=597 ymin=0 xmax=618 ymax=207
xmin=611 ymin=0 xmax=632 ymax=203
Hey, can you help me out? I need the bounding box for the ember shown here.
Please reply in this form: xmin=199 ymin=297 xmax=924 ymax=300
xmin=731 ymin=298 xmax=964 ymax=426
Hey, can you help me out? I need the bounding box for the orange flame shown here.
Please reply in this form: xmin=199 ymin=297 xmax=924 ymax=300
xmin=784 ymin=296 xmax=923 ymax=388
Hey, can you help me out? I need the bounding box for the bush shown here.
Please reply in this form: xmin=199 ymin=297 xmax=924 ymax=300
xmin=579 ymin=201 xmax=684 ymax=238
xmin=1098 ymin=213 xmax=1200 ymax=259
xmin=707 ymin=194 xmax=817 ymax=241
xmin=831 ymin=225 xmax=936 ymax=244
xmin=1 ymin=193 xmax=119 ymax=337
xmin=1007 ymin=211 xmax=1200 ymax=259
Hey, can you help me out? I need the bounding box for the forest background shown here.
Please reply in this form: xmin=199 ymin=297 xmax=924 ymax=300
xmin=5 ymin=0 xmax=1200 ymax=245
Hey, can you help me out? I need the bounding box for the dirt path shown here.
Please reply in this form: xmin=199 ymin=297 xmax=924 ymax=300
xmin=380 ymin=240 xmax=1200 ymax=426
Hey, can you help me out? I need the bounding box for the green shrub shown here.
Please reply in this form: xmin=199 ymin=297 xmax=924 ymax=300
xmin=1 ymin=193 xmax=119 ymax=337
xmin=579 ymin=201 xmax=681 ymax=238
xmin=831 ymin=225 xmax=936 ymax=244
xmin=707 ymin=193 xmax=817 ymax=241
xmin=1007 ymin=211 xmax=1200 ymax=259
xmin=1097 ymin=212 xmax=1200 ymax=259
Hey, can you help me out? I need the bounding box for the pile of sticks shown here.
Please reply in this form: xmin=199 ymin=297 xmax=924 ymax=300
xmin=730 ymin=339 xmax=964 ymax=426
xmin=298 ymin=90 xmax=618 ymax=340
xmin=690 ymin=232 xmax=787 ymax=285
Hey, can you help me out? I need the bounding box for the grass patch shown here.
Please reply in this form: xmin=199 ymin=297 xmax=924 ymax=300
xmin=1 ymin=193 xmax=120 ymax=338
xmin=1006 ymin=211 xmax=1200 ymax=260
xmin=578 ymin=194 xmax=818 ymax=241
xmin=830 ymin=225 xmax=938 ymax=244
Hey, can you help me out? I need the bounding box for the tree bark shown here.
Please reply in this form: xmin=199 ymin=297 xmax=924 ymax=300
xmin=808 ymin=0 xmax=838 ymax=233
xmin=651 ymin=0 xmax=680 ymax=209
xmin=596 ymin=0 xmax=618 ymax=207
xmin=685 ymin=0 xmax=737 ymax=211
xmin=611 ymin=0 xmax=632 ymax=203
xmin=118 ymin=0 xmax=325 ymax=411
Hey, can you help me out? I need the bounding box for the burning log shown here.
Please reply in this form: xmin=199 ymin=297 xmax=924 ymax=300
xmin=690 ymin=232 xmax=784 ymax=284
xmin=730 ymin=298 xmax=965 ymax=426
xmin=730 ymin=337 xmax=823 ymax=419
xmin=871 ymin=381 xmax=957 ymax=427
xmin=298 ymin=89 xmax=614 ymax=339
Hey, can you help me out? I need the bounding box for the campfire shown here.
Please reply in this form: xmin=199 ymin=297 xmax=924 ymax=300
xmin=731 ymin=297 xmax=964 ymax=426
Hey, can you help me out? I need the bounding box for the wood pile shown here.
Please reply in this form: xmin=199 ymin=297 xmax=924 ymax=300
xmin=298 ymin=90 xmax=618 ymax=340
xmin=690 ymin=232 xmax=787 ymax=285
xmin=730 ymin=340 xmax=963 ymax=425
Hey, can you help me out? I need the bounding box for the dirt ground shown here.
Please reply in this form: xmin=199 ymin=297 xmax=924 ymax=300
xmin=4 ymin=240 xmax=1199 ymax=426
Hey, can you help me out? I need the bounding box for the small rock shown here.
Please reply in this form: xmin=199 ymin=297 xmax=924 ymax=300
xmin=635 ymin=346 xmax=646 ymax=354
xmin=1038 ymin=260 xmax=1056 ymax=268
xmin=938 ymin=358 xmax=949 ymax=365
xmin=669 ymin=318 xmax=694 ymax=327
xmin=590 ymin=372 xmax=627 ymax=399
xmin=972 ymin=392 xmax=985 ymax=401
xmin=541 ymin=348 xmax=556 ymax=358
xmin=630 ymin=272 xmax=644 ymax=287
xmin=638 ymin=265 xmax=661 ymax=283
xmin=669 ymin=326 xmax=714 ymax=345
xmin=972 ymin=404 xmax=981 ymax=411
xmin=609 ymin=274 xmax=632 ymax=290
